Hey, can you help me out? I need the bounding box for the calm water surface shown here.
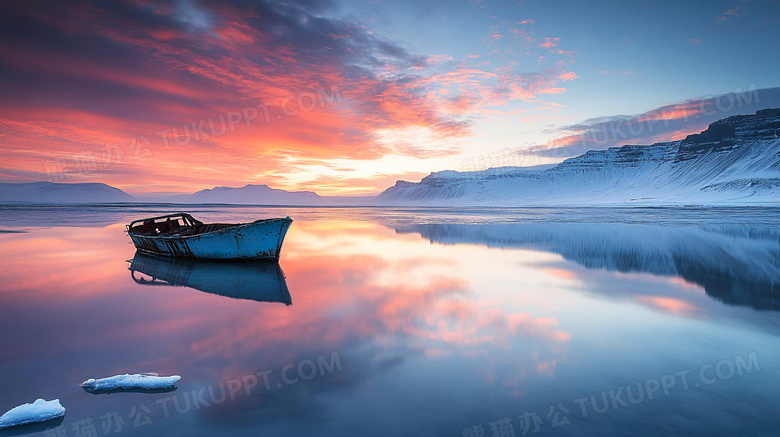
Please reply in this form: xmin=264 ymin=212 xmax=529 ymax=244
xmin=0 ymin=206 xmax=778 ymax=436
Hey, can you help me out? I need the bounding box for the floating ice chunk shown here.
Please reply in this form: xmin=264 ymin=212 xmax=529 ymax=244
xmin=80 ymin=373 xmax=181 ymax=394
xmin=0 ymin=399 xmax=66 ymax=429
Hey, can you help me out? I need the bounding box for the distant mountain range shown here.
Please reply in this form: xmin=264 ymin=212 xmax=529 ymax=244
xmin=0 ymin=183 xmax=329 ymax=205
xmin=2 ymin=109 xmax=779 ymax=205
xmin=378 ymin=108 xmax=780 ymax=205
xmin=162 ymin=184 xmax=323 ymax=205
xmin=0 ymin=182 xmax=133 ymax=203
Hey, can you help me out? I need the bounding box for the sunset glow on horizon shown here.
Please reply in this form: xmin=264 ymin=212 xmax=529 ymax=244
xmin=1 ymin=0 xmax=779 ymax=195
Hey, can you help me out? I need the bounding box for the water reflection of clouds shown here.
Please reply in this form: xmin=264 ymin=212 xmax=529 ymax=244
xmin=0 ymin=224 xmax=128 ymax=296
xmin=0 ymin=218 xmax=575 ymax=424
xmin=4 ymin=213 xmax=778 ymax=434
xmin=634 ymin=296 xmax=704 ymax=317
xmin=182 ymin=220 xmax=573 ymax=379
xmin=152 ymin=219 xmax=577 ymax=429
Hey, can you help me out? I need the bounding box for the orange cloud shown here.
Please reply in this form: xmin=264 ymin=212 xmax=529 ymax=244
xmin=636 ymin=102 xmax=703 ymax=123
xmin=0 ymin=1 xmax=479 ymax=194
xmin=0 ymin=1 xmax=584 ymax=195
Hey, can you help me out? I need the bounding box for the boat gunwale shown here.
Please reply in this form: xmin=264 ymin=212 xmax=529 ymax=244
xmin=127 ymin=215 xmax=292 ymax=240
xmin=126 ymin=212 xmax=199 ymax=230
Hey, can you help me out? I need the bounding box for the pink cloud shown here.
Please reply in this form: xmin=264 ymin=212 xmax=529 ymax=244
xmin=557 ymin=71 xmax=578 ymax=81
xmin=428 ymin=54 xmax=455 ymax=64
xmin=717 ymin=4 xmax=743 ymax=22
xmin=540 ymin=37 xmax=560 ymax=48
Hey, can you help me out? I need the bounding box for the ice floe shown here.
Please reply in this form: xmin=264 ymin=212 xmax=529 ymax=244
xmin=0 ymin=399 xmax=66 ymax=429
xmin=80 ymin=373 xmax=181 ymax=394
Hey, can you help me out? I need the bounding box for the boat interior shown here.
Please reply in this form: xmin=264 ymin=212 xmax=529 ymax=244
xmin=128 ymin=214 xmax=236 ymax=237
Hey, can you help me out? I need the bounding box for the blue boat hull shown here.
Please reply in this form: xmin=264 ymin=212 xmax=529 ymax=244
xmin=129 ymin=217 xmax=292 ymax=260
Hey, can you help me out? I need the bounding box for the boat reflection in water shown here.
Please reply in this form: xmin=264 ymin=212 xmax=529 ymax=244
xmin=128 ymin=252 xmax=292 ymax=305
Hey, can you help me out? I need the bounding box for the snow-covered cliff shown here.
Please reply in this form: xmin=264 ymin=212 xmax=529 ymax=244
xmin=378 ymin=109 xmax=780 ymax=205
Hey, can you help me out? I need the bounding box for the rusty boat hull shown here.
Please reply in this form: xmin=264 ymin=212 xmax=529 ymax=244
xmin=126 ymin=213 xmax=292 ymax=260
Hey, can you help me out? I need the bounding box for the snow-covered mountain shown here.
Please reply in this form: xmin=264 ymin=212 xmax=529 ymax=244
xmin=378 ymin=109 xmax=780 ymax=205
xmin=162 ymin=184 xmax=324 ymax=205
xmin=0 ymin=182 xmax=133 ymax=203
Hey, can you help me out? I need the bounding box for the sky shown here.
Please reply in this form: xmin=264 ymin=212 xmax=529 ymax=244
xmin=1 ymin=0 xmax=779 ymax=195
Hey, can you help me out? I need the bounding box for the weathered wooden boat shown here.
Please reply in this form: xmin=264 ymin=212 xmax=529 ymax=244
xmin=126 ymin=213 xmax=292 ymax=260
xmin=129 ymin=252 xmax=292 ymax=305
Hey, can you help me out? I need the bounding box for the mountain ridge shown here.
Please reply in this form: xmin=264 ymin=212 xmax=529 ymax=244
xmin=0 ymin=182 xmax=326 ymax=205
xmin=165 ymin=184 xmax=323 ymax=205
xmin=0 ymin=182 xmax=133 ymax=204
xmin=378 ymin=108 xmax=780 ymax=206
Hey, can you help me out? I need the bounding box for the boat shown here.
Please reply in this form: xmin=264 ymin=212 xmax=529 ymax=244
xmin=128 ymin=252 xmax=292 ymax=305
xmin=126 ymin=213 xmax=292 ymax=260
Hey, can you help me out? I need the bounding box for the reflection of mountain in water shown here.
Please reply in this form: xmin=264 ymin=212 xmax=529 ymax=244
xmin=129 ymin=252 xmax=292 ymax=305
xmin=396 ymin=223 xmax=780 ymax=311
